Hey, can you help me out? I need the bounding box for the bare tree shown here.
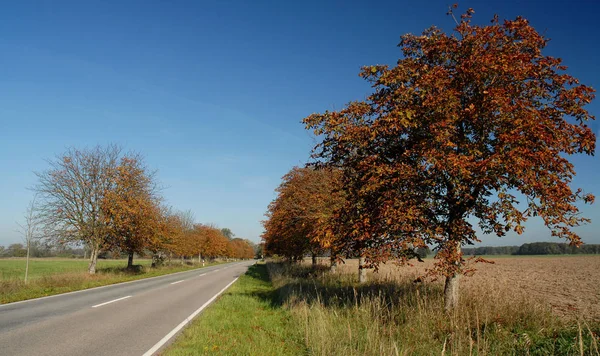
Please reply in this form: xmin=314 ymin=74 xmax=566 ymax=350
xmin=173 ymin=210 xmax=196 ymax=264
xmin=177 ymin=210 xmax=196 ymax=232
xmin=34 ymin=145 xmax=121 ymax=274
xmin=16 ymin=195 xmax=40 ymax=283
xmin=220 ymin=228 xmax=234 ymax=240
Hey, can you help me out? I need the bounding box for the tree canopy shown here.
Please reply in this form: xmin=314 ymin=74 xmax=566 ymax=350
xmin=101 ymin=155 xmax=161 ymax=268
xmin=262 ymin=166 xmax=345 ymax=262
xmin=33 ymin=145 xmax=256 ymax=273
xmin=302 ymin=8 xmax=595 ymax=309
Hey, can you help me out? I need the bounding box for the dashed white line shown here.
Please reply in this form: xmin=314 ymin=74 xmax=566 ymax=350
xmin=91 ymin=296 xmax=131 ymax=308
xmin=142 ymin=277 xmax=239 ymax=356
xmin=170 ymin=280 xmax=185 ymax=285
xmin=198 ymin=273 xmax=207 ymax=277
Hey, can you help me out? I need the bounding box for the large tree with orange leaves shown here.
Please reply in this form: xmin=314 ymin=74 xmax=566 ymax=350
xmin=101 ymin=155 xmax=162 ymax=268
xmin=228 ymin=238 xmax=255 ymax=259
xmin=304 ymin=8 xmax=595 ymax=309
xmin=262 ymin=166 xmax=344 ymax=265
xmin=148 ymin=206 xmax=182 ymax=267
xmin=195 ymin=224 xmax=229 ymax=260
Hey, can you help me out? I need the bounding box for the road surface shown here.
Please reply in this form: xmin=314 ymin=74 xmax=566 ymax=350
xmin=0 ymin=261 xmax=254 ymax=355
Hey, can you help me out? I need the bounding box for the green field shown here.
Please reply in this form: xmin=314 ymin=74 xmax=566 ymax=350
xmin=0 ymin=257 xmax=225 ymax=304
xmin=0 ymin=258 xmax=152 ymax=280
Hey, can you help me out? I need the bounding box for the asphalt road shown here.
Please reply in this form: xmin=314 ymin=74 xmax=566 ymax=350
xmin=0 ymin=261 xmax=254 ymax=356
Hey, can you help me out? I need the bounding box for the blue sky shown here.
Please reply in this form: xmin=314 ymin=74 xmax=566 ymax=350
xmin=0 ymin=0 xmax=598 ymax=246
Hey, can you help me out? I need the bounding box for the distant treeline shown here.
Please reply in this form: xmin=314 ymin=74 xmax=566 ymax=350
xmin=0 ymin=241 xmax=149 ymax=259
xmin=463 ymin=242 xmax=600 ymax=256
xmin=0 ymin=241 xmax=86 ymax=258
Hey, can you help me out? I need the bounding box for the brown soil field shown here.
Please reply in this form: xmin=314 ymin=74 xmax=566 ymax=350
xmin=332 ymin=255 xmax=600 ymax=321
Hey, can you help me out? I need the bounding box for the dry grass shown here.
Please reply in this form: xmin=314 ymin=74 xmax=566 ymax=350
xmin=333 ymin=255 xmax=600 ymax=321
xmin=265 ymin=256 xmax=600 ymax=355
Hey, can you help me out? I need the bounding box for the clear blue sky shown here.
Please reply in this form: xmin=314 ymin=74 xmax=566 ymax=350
xmin=0 ymin=0 xmax=598 ymax=246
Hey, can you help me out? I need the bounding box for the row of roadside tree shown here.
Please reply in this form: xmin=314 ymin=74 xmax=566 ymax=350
xmin=21 ymin=145 xmax=255 ymax=274
xmin=261 ymin=8 xmax=596 ymax=310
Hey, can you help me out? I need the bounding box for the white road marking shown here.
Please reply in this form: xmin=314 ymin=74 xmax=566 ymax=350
xmin=214 ymin=269 xmax=220 ymax=272
xmin=198 ymin=273 xmax=207 ymax=276
xmin=91 ymin=296 xmax=131 ymax=308
xmin=142 ymin=277 xmax=240 ymax=356
xmin=170 ymin=280 xmax=185 ymax=285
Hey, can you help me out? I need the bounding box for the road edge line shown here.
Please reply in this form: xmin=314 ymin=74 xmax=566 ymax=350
xmin=142 ymin=276 xmax=240 ymax=356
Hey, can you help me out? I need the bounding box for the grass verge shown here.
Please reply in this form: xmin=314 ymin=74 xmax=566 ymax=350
xmin=164 ymin=263 xmax=306 ymax=356
xmin=0 ymin=259 xmax=227 ymax=304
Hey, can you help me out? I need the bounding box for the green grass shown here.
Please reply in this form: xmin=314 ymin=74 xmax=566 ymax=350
xmin=164 ymin=263 xmax=306 ymax=356
xmin=0 ymin=258 xmax=226 ymax=304
xmin=0 ymin=258 xmax=152 ymax=280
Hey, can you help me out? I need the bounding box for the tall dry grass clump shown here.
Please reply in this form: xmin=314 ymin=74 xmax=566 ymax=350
xmin=266 ymin=261 xmax=599 ymax=355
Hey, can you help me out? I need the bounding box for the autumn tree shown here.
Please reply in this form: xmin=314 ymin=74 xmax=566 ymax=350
xmin=199 ymin=225 xmax=229 ymax=260
xmin=101 ymin=155 xmax=161 ymax=268
xmin=157 ymin=210 xmax=198 ymax=263
xmin=304 ymin=8 xmax=595 ymax=309
xmin=34 ymin=145 xmax=122 ymax=274
xmin=149 ymin=206 xmax=181 ymax=267
xmin=262 ymin=203 xmax=309 ymax=262
xmin=228 ymin=238 xmax=255 ymax=259
xmin=262 ymin=166 xmax=344 ymax=267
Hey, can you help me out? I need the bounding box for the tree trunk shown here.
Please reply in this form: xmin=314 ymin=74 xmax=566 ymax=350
xmin=330 ymin=247 xmax=337 ymax=273
xmin=88 ymin=245 xmax=99 ymax=274
xmin=444 ymin=244 xmax=462 ymax=311
xmin=330 ymin=258 xmax=337 ymax=273
xmin=358 ymin=256 xmax=367 ymax=283
xmin=444 ymin=272 xmax=460 ymax=311
xmin=127 ymin=252 xmax=134 ymax=269
xmin=312 ymin=252 xmax=317 ymax=267
xmin=25 ymin=239 xmax=30 ymax=284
